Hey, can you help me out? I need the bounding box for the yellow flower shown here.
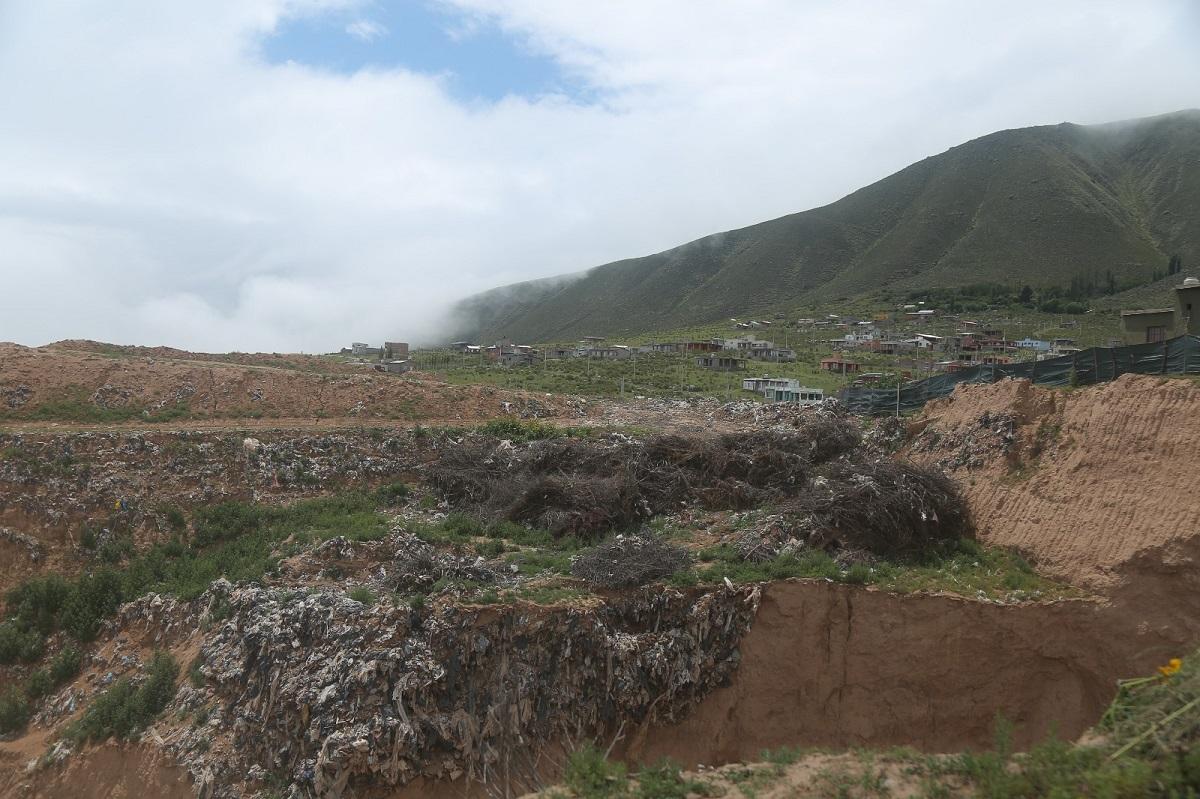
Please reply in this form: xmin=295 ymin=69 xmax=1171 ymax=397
xmin=1157 ymin=658 xmax=1183 ymax=678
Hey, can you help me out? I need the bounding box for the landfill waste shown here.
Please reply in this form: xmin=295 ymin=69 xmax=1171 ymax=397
xmin=0 ymin=430 xmax=435 ymax=540
xmin=908 ymin=410 xmax=1017 ymax=470
xmin=780 ymin=461 xmax=970 ymax=556
xmin=428 ymin=425 xmax=859 ymax=541
xmin=156 ymin=577 xmax=761 ymax=798
xmin=570 ymin=534 xmax=692 ymax=588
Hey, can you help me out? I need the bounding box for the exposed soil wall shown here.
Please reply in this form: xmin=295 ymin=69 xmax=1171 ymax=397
xmin=630 ymin=579 xmax=1198 ymax=766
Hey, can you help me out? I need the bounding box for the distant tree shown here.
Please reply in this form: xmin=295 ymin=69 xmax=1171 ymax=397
xmin=1018 ymin=285 xmax=1034 ymax=305
xmin=1168 ymin=254 xmax=1183 ymax=276
xmin=1105 ymin=270 xmax=1116 ymax=296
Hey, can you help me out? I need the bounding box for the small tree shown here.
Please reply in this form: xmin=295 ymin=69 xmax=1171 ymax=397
xmin=1018 ymin=285 xmax=1034 ymax=305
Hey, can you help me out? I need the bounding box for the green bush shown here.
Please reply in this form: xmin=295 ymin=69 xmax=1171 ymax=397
xmin=348 ymin=586 xmax=376 ymax=606
xmin=634 ymin=759 xmax=710 ymax=799
xmin=564 ymin=743 xmax=628 ymax=798
xmin=188 ymin=657 xmax=205 ymax=689
xmin=25 ymin=668 xmax=53 ymax=700
xmin=473 ymin=540 xmax=507 ymax=559
xmin=0 ymin=620 xmax=45 ymax=664
xmin=8 ymin=576 xmax=72 ymax=635
xmin=0 ymin=688 xmax=30 ymax=734
xmin=59 ymin=569 xmax=124 ymax=642
xmin=476 ymin=418 xmax=566 ymax=442
xmin=374 ymin=482 xmax=411 ymax=506
xmin=66 ymin=651 xmax=179 ymax=744
xmin=49 ymin=646 xmax=83 ymax=684
xmin=162 ymin=506 xmax=187 ymax=530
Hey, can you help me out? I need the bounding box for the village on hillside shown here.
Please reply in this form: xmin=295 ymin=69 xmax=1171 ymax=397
xmin=341 ymin=276 xmax=1200 ymax=405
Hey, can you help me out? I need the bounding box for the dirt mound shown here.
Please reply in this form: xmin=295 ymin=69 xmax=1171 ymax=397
xmin=904 ymin=374 xmax=1200 ymax=589
xmin=0 ymin=344 xmax=580 ymax=428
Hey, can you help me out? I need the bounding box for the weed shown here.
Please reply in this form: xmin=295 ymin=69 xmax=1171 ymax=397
xmin=634 ymin=759 xmax=712 ymax=798
xmin=374 ymin=482 xmax=411 ymax=506
xmin=188 ymin=657 xmax=205 ymax=689
xmin=564 ymin=743 xmax=628 ymax=798
xmin=474 ymin=540 xmax=507 ymax=559
xmin=348 ymin=586 xmax=377 ymax=606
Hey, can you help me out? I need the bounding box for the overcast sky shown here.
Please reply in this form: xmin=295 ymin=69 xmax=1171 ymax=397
xmin=1 ymin=1 xmax=1198 ymax=351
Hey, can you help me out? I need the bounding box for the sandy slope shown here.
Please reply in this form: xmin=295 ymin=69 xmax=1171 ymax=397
xmin=904 ymin=374 xmax=1200 ymax=590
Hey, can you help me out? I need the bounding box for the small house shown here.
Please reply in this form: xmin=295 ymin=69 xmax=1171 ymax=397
xmin=695 ymin=355 xmax=746 ymax=371
xmin=376 ymin=359 xmax=413 ymax=374
xmin=1120 ymin=309 xmax=1175 ymax=344
xmin=820 ymin=355 xmax=861 ymax=374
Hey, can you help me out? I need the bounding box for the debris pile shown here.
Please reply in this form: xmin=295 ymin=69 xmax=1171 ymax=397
xmin=170 ymin=578 xmax=761 ymax=798
xmin=428 ymin=428 xmax=856 ymax=540
xmin=909 ymin=410 xmax=1017 ymax=470
xmin=0 ymin=430 xmax=433 ymax=539
xmin=571 ymin=534 xmax=692 ymax=588
xmin=781 ymin=461 xmax=971 ymax=556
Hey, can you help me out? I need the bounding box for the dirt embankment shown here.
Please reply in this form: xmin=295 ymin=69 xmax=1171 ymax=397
xmin=904 ymin=374 xmax=1200 ymax=591
xmin=0 ymin=343 xmax=582 ymax=428
xmin=632 ymin=579 xmax=1193 ymax=767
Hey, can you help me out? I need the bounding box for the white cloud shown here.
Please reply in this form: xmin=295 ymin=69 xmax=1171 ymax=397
xmin=0 ymin=1 xmax=1197 ymax=350
xmin=345 ymin=18 xmax=387 ymax=42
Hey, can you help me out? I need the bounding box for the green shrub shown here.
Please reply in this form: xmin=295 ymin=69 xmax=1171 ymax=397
xmin=474 ymin=540 xmax=507 ymax=559
xmin=50 ymin=646 xmax=83 ymax=684
xmin=7 ymin=575 xmax=71 ymax=634
xmin=162 ymin=506 xmax=187 ymax=530
xmin=188 ymin=657 xmax=205 ymax=689
xmin=25 ymin=668 xmax=53 ymax=700
xmin=79 ymin=527 xmax=98 ymax=550
xmin=65 ymin=651 xmax=179 ymax=744
xmin=0 ymin=688 xmax=30 ymax=734
xmin=505 ymin=550 xmax=573 ymax=577
xmin=59 ymin=569 xmax=124 ymax=642
xmin=634 ymin=759 xmax=710 ymax=799
xmin=476 ymin=418 xmax=566 ymax=443
xmin=564 ymin=743 xmax=627 ymax=798
xmin=0 ymin=620 xmax=45 ymax=664
xmin=348 ymin=586 xmax=376 ymax=606
xmin=374 ymin=482 xmax=411 ymax=506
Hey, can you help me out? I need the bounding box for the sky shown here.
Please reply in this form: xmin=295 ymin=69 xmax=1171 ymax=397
xmin=0 ymin=1 xmax=1198 ymax=351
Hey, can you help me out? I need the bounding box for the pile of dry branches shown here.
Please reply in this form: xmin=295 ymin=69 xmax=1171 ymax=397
xmin=570 ymin=534 xmax=693 ymax=588
xmin=428 ymin=427 xmax=853 ymax=541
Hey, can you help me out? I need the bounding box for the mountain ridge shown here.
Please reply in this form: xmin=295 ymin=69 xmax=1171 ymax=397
xmin=449 ymin=110 xmax=1200 ymax=342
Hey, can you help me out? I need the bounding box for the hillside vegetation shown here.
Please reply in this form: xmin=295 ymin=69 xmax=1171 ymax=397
xmin=452 ymin=110 xmax=1200 ymax=342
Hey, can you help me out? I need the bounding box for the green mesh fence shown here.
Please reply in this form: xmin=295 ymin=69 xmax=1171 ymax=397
xmin=840 ymin=335 xmax=1200 ymax=415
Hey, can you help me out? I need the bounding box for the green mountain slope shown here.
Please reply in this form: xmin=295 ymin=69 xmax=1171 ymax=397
xmin=451 ymin=110 xmax=1200 ymax=343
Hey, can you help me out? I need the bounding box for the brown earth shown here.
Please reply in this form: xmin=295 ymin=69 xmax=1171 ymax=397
xmin=902 ymin=374 xmax=1200 ymax=590
xmin=0 ymin=342 xmax=585 ymax=428
xmin=629 ymin=579 xmax=1192 ymax=766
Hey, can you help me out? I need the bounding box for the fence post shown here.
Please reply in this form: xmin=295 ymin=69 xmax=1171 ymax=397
xmin=1092 ymin=348 xmax=1099 ymax=384
xmin=1162 ymin=339 xmax=1169 ymax=374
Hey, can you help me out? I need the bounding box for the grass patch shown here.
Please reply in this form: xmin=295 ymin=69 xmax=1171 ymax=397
xmin=564 ymin=743 xmax=627 ymax=798
xmin=681 ymin=539 xmax=1072 ymax=601
xmin=348 ymin=586 xmax=377 ymax=606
